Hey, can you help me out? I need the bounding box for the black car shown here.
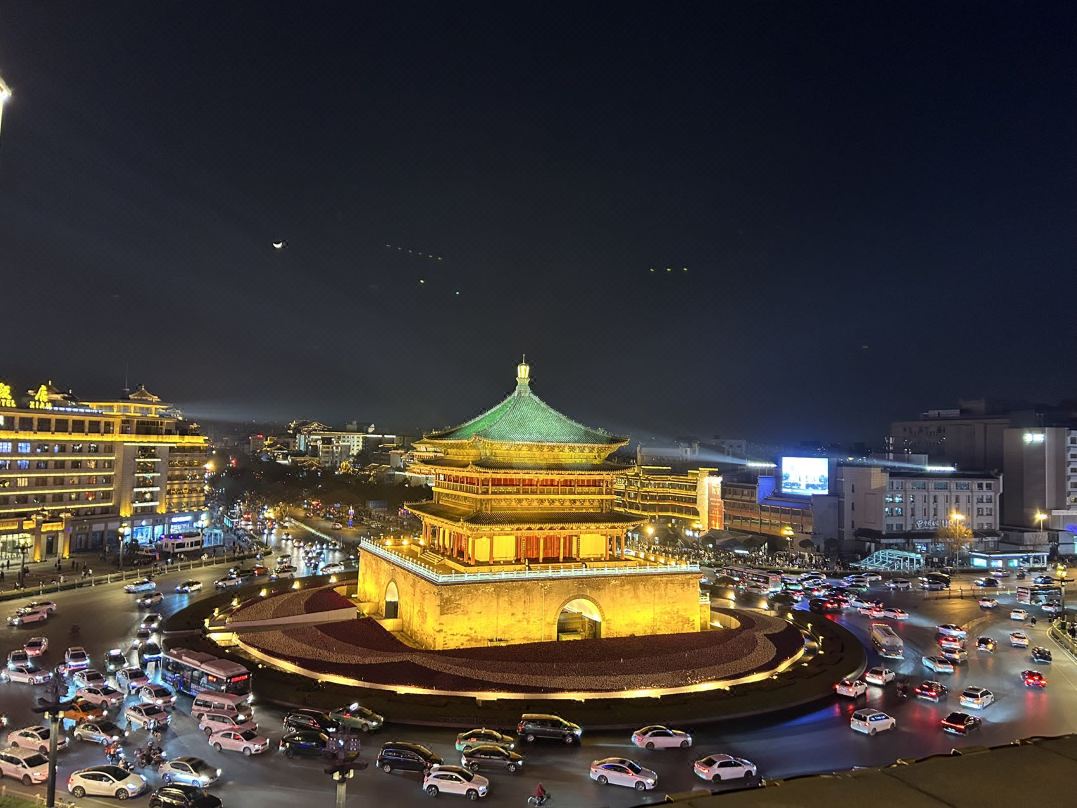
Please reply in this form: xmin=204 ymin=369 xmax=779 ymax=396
xmin=807 ymin=598 xmax=839 ymax=614
xmin=461 ymin=744 xmax=525 ymax=773
xmin=137 ymin=641 xmax=162 ymax=665
xmin=1034 ymin=575 xmax=1054 ymax=585
xmin=376 ymin=741 xmax=442 ymax=774
xmin=941 ymin=712 xmax=982 ymax=735
xmin=1031 ymin=646 xmax=1053 ymax=664
xmin=282 ymin=709 xmax=339 ymax=735
xmin=150 ymin=784 xmax=222 ymax=808
xmin=516 ymin=714 xmax=582 ymax=744
xmin=279 ymin=731 xmax=332 ymax=759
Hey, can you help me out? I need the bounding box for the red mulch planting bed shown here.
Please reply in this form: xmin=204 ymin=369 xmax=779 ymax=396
xmin=242 ymin=609 xmax=804 ymax=694
xmin=303 ymin=588 xmax=354 ymax=614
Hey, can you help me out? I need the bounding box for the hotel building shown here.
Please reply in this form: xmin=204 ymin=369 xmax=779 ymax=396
xmin=0 ymin=380 xmax=209 ymax=560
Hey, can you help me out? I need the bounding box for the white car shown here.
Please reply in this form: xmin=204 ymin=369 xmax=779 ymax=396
xmin=208 ymin=728 xmax=270 ymax=756
xmin=1010 ymin=631 xmax=1031 ymax=648
xmin=847 ymin=595 xmax=873 ymax=610
xmin=0 ymin=745 xmax=50 ymax=784
xmin=175 ymin=580 xmax=203 ymax=593
xmin=864 ymin=667 xmax=896 ymax=686
xmin=2 ymin=665 xmax=52 ymax=685
xmin=936 ymin=624 xmax=966 ymax=638
xmin=978 ymin=598 xmax=998 ymax=609
xmin=138 ymin=684 xmax=176 ymax=707
xmin=25 ymin=601 xmax=57 ymax=615
xmin=73 ymin=669 xmax=106 ymax=689
xmin=158 ymin=756 xmax=220 ymax=787
xmin=862 ymin=573 xmax=883 ymax=583
xmin=630 ymin=725 xmax=692 ymax=749
xmin=1042 ymin=601 xmax=1063 ymax=615
xmin=116 ymin=667 xmax=150 ymax=694
xmin=7 ymin=608 xmax=48 ymax=627
xmin=887 ymin=579 xmax=912 ymax=591
xmin=140 ymin=613 xmax=163 ymax=631
xmin=7 ymin=726 xmax=67 ymax=754
xmin=123 ymin=579 xmax=156 ymax=594
xmin=959 ymin=687 xmax=995 ymax=709
xmin=67 ymin=765 xmax=147 ymax=800
xmin=880 ymin=607 xmax=909 ymax=620
xmin=590 ymin=757 xmax=657 ymax=791
xmin=1010 ymin=609 xmax=1029 ymax=621
xmin=834 ymin=679 xmax=868 ymax=698
xmin=64 ymin=647 xmax=90 ymax=670
xmin=23 ymin=637 xmax=47 ymax=657
xmin=693 ymin=754 xmax=757 ymax=782
xmin=214 ymin=577 xmax=243 ymax=589
xmin=320 ymin=562 xmax=347 ymax=575
xmin=76 ymin=686 xmax=124 ymax=709
xmin=422 ymin=765 xmax=489 ymax=800
xmin=922 ymin=656 xmax=955 ymax=674
xmin=124 ymin=704 xmax=170 ymax=731
xmin=850 ymin=709 xmax=895 ymax=735
xmin=857 ymin=604 xmax=884 ymax=617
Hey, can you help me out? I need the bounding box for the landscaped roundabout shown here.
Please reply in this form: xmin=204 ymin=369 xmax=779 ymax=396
xmin=167 ymin=580 xmax=866 ymax=727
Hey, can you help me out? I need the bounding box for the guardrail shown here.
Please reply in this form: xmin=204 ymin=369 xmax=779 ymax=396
xmin=358 ymin=538 xmax=699 ymax=584
xmin=0 ymin=547 xmax=272 ymax=604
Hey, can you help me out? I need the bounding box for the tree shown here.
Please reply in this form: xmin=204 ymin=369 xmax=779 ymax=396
xmin=936 ymin=519 xmax=973 ymax=563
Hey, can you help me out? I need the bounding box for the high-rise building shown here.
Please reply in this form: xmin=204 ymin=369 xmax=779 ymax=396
xmin=0 ymin=379 xmax=209 ymax=560
xmin=614 ymin=465 xmax=724 ymax=533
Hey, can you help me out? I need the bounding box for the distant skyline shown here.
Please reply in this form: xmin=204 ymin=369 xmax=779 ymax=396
xmin=2 ymin=3 xmax=1075 ymax=444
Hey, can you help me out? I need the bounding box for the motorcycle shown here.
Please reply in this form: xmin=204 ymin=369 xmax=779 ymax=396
xmin=527 ymin=793 xmax=551 ymax=806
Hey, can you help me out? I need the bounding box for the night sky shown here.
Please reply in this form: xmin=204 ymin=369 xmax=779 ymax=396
xmin=2 ymin=3 xmax=1075 ymax=444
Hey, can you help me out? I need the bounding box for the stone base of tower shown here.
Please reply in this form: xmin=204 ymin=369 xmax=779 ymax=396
xmin=356 ymin=547 xmax=703 ymax=650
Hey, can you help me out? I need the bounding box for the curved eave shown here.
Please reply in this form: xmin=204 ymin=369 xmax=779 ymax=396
xmin=415 ymin=435 xmax=628 ymax=453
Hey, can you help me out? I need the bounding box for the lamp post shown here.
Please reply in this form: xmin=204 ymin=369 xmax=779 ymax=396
xmin=948 ymin=511 xmax=966 ymax=566
xmin=33 ymin=697 xmax=73 ymax=808
xmin=325 ymin=758 xmax=366 ymax=808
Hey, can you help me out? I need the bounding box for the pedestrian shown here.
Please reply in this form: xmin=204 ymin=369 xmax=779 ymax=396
xmin=1031 ymin=616 xmax=1037 ymax=627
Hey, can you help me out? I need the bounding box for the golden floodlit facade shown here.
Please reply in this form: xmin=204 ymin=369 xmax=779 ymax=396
xmin=356 ymin=359 xmax=705 ymax=649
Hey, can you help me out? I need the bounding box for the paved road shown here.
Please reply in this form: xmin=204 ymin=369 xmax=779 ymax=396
xmin=0 ymin=533 xmax=1074 ymax=807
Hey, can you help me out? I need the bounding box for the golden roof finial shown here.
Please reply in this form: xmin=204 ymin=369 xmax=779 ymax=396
xmin=516 ymin=355 xmax=530 ymax=387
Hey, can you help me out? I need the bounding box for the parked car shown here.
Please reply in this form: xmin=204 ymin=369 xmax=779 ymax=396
xmin=67 ymin=765 xmax=147 ymax=799
xmin=630 ymin=725 xmax=692 ymax=749
xmin=461 ymin=743 xmax=525 ymax=773
xmin=422 ymin=765 xmax=489 ymax=800
xmin=850 ymin=709 xmax=896 ymax=735
xmin=517 ymin=714 xmax=581 ymax=744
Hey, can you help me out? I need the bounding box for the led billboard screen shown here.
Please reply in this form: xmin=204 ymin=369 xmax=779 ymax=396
xmin=781 ymin=456 xmax=829 ymax=496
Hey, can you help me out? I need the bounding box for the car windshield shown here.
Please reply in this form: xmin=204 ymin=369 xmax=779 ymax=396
xmin=143 ymin=706 xmax=164 ymax=716
xmin=239 ymin=730 xmax=259 ymax=740
xmin=624 ymin=760 xmax=643 ymax=774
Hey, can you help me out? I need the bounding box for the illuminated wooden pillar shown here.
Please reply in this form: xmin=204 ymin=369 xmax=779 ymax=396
xmin=558 ymin=534 xmax=564 ymax=563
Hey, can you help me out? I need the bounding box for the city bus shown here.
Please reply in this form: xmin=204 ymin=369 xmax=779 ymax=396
xmin=719 ymin=567 xmax=783 ymax=593
xmin=162 ymin=648 xmax=252 ymax=699
xmin=1017 ymin=585 xmax=1061 ymax=606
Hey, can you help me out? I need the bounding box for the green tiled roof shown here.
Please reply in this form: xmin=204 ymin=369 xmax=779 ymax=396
xmin=426 ymin=380 xmax=623 ymax=446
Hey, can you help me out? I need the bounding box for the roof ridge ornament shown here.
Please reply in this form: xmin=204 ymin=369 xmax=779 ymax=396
xmin=516 ymin=355 xmax=531 ymax=389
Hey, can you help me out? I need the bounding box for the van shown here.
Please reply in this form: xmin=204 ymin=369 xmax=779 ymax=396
xmin=376 ymin=741 xmax=442 ymax=774
xmin=516 ymin=714 xmax=582 ymax=744
xmin=0 ymin=746 xmax=49 ymax=785
xmin=192 ymin=692 xmax=253 ymax=723
xmin=199 ymin=711 xmax=257 ymax=737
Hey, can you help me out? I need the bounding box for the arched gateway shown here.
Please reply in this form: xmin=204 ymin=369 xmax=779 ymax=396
xmin=384 ymin=580 xmax=399 ymax=620
xmin=556 ymin=596 xmax=602 ymax=641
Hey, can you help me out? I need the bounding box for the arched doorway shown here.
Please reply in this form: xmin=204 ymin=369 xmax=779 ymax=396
xmin=556 ymin=597 xmax=602 ymax=641
xmin=384 ymin=581 xmax=399 ymax=620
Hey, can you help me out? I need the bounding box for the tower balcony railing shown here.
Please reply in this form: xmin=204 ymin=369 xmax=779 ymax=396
xmin=358 ymin=538 xmax=699 ymax=585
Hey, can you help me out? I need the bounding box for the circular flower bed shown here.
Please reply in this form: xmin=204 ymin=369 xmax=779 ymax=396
xmin=235 ymin=608 xmax=804 ymax=695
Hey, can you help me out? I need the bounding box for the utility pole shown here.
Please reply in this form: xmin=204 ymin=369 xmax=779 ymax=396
xmin=34 ymin=697 xmax=73 ymax=808
xmin=326 ymin=756 xmax=366 ymax=807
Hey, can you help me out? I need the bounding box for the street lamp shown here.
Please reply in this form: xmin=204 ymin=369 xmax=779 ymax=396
xmin=33 ymin=696 xmax=74 ymax=808
xmin=325 ymin=759 xmax=366 ymax=808
xmin=948 ymin=511 xmax=966 ymax=566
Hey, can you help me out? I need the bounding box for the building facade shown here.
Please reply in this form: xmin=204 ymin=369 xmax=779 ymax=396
xmin=355 ymin=360 xmax=704 ymax=649
xmin=1001 ymin=426 xmax=1077 ymax=540
xmin=614 ymin=465 xmax=724 ymax=532
xmin=826 ymin=465 xmax=1002 ymax=555
xmin=720 ymin=475 xmax=814 ymax=544
xmin=0 ymin=380 xmax=209 ymax=559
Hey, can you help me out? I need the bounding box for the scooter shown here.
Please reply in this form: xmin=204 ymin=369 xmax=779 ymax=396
xmin=527 ymin=793 xmax=551 ymax=806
